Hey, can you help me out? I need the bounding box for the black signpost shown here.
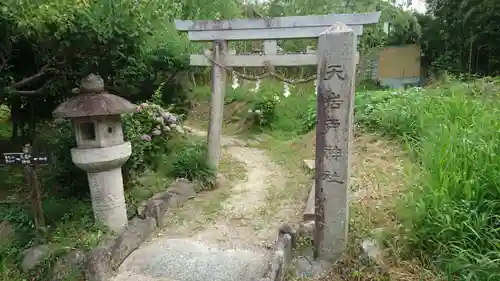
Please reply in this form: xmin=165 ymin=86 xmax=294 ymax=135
xmin=1 ymin=144 xmax=49 ymax=229
xmin=2 ymin=152 xmax=49 ymax=165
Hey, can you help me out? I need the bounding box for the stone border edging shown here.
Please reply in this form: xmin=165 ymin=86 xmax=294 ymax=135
xmin=258 ymin=225 xmax=295 ymax=281
xmin=84 ymin=178 xmax=196 ymax=281
xmin=258 ymin=160 xmax=319 ymax=281
xmin=49 ymin=178 xmax=196 ymax=281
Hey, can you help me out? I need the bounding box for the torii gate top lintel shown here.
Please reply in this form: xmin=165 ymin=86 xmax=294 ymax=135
xmin=175 ymin=11 xmax=381 ymax=41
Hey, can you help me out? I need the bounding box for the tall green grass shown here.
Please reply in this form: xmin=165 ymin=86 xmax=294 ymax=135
xmin=356 ymin=78 xmax=500 ymax=280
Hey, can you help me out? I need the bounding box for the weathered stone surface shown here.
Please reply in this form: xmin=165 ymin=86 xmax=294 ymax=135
xmin=110 ymin=217 xmax=157 ymax=269
xmin=51 ymin=250 xmax=86 ymax=281
xmin=80 ymin=73 xmax=105 ymax=93
xmin=85 ymin=238 xmax=115 ymax=281
xmin=168 ymin=178 xmax=196 ymax=203
xmin=21 ymin=244 xmax=57 ymax=272
xmin=314 ymin=22 xmax=356 ymax=262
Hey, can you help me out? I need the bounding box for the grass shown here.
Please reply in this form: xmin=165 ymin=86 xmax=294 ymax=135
xmin=162 ymin=150 xmax=247 ymax=229
xmin=189 ymin=77 xmax=500 ymax=281
xmin=355 ymin=77 xmax=500 ymax=281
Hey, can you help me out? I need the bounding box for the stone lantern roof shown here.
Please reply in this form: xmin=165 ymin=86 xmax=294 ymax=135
xmin=53 ymin=74 xmax=136 ymax=119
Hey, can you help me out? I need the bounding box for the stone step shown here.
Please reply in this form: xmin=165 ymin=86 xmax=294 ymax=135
xmin=113 ymin=238 xmax=269 ymax=281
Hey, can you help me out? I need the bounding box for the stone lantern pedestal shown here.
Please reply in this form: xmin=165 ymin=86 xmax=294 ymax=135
xmin=52 ymin=74 xmax=136 ymax=233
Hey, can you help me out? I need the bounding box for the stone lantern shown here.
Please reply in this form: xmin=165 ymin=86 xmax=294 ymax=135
xmin=52 ymin=74 xmax=135 ymax=234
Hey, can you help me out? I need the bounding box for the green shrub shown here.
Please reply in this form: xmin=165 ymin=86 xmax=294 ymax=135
xmin=299 ymin=102 xmax=317 ymax=134
xmin=121 ymin=102 xmax=184 ymax=177
xmin=247 ymin=95 xmax=279 ymax=128
xmin=48 ymin=120 xmax=88 ymax=197
xmin=355 ymin=78 xmax=500 ymax=281
xmin=161 ymin=138 xmax=216 ymax=190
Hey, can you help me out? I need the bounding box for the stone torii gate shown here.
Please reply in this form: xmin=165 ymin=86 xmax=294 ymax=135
xmin=175 ymin=12 xmax=381 ymax=169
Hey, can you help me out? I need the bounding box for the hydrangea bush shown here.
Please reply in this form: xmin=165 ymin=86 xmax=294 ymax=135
xmin=121 ymin=101 xmax=185 ymax=175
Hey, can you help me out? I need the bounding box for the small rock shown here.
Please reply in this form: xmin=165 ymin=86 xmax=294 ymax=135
xmin=51 ymin=250 xmax=86 ymax=281
xmin=109 ymin=217 xmax=157 ymax=269
xmin=138 ymin=198 xmax=169 ymax=227
xmin=151 ymin=190 xmax=172 ymax=201
xmin=360 ymin=238 xmax=387 ymax=272
xmin=293 ymin=256 xmax=329 ymax=280
xmin=84 ymin=238 xmax=115 ymax=281
xmin=21 ymin=244 xmax=56 ymax=272
xmin=168 ymin=178 xmax=196 ymax=203
xmin=167 ymin=193 xmax=180 ymax=208
xmin=245 ymin=139 xmax=259 ymax=146
xmin=137 ymin=190 xmax=172 ymax=216
xmin=127 ymin=205 xmax=137 ymax=219
xmin=80 ymin=74 xmax=105 ymax=93
xmin=299 ymin=221 xmax=315 ymax=236
xmin=215 ymin=173 xmax=229 ymax=188
xmin=302 ymin=159 xmax=315 ymax=172
xmin=361 ymin=239 xmax=380 ymax=260
xmin=0 ymin=220 xmax=13 ymax=247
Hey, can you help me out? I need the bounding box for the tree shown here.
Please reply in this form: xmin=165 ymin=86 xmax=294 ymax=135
xmin=0 ymin=0 xmax=192 ymax=140
xmin=423 ymin=0 xmax=500 ymax=75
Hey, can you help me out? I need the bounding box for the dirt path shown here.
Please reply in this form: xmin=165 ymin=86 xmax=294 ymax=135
xmin=112 ymin=128 xmax=300 ymax=281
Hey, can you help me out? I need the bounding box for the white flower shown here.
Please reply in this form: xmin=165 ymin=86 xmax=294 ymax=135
xmin=152 ymin=129 xmax=161 ymax=136
xmin=252 ymin=79 xmax=261 ymax=92
xmin=155 ymin=116 xmax=164 ymax=124
xmin=164 ymin=126 xmax=171 ymax=131
xmin=283 ymin=82 xmax=291 ymax=97
xmin=232 ymin=73 xmax=240 ymax=89
xmin=255 ymin=109 xmax=261 ymax=114
xmin=248 ymin=109 xmax=253 ymax=113
xmin=274 ymin=95 xmax=280 ymax=102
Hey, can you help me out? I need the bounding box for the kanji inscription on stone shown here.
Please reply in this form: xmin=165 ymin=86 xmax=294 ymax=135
xmin=314 ymin=22 xmax=356 ymax=262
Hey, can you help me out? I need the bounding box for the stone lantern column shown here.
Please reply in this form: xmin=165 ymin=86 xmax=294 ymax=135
xmin=52 ymin=74 xmax=136 ymax=233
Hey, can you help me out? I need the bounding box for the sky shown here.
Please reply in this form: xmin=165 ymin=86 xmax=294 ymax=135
xmin=394 ymin=0 xmax=427 ymax=13
xmin=251 ymin=0 xmax=427 ymax=14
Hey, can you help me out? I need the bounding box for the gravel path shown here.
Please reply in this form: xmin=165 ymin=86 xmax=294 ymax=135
xmin=112 ymin=128 xmax=297 ymax=281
